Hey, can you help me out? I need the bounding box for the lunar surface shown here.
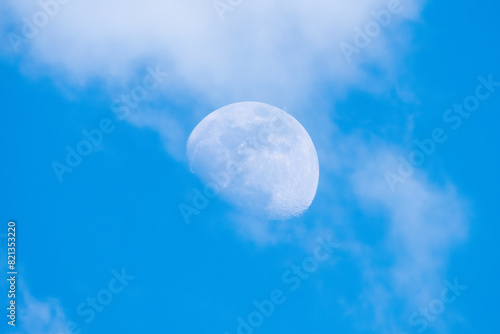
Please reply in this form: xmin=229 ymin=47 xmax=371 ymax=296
xmin=186 ymin=102 xmax=319 ymax=220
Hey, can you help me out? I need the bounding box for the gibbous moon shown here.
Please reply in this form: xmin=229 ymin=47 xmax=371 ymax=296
xmin=186 ymin=102 xmax=319 ymax=220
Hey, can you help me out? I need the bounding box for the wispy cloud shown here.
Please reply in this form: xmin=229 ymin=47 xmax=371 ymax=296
xmin=126 ymin=108 xmax=187 ymax=162
xmin=348 ymin=145 xmax=469 ymax=332
xmin=12 ymin=286 xmax=70 ymax=334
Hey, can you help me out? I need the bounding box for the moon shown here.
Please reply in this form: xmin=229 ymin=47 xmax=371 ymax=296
xmin=186 ymin=102 xmax=319 ymax=220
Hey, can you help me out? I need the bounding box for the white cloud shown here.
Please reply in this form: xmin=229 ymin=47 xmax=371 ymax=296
xmin=12 ymin=286 xmax=71 ymax=334
xmin=348 ymin=146 xmax=469 ymax=331
xmin=3 ymin=0 xmax=421 ymax=103
xmin=126 ymin=108 xmax=188 ymax=162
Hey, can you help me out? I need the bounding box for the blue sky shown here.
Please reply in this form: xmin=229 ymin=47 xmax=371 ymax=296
xmin=0 ymin=0 xmax=499 ymax=333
